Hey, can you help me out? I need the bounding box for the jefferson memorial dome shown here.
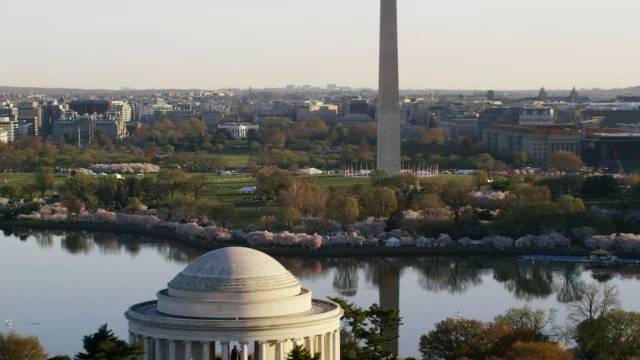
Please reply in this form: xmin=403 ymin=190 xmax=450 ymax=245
xmin=125 ymin=247 xmax=343 ymax=360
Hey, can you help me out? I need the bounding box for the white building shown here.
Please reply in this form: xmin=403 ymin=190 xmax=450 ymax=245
xmin=518 ymin=107 xmax=555 ymax=125
xmin=52 ymin=111 xmax=126 ymax=145
xmin=126 ymin=247 xmax=343 ymax=360
xmin=111 ymin=100 xmax=133 ymax=122
xmin=0 ymin=128 xmax=7 ymax=143
xmin=0 ymin=116 xmax=18 ymax=143
xmin=217 ymin=123 xmax=259 ymax=140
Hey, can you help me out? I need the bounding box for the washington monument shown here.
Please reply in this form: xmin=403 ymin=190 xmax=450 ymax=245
xmin=377 ymin=0 xmax=401 ymax=174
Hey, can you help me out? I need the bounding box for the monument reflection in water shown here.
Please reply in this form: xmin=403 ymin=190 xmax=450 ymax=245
xmin=3 ymin=229 xmax=640 ymax=358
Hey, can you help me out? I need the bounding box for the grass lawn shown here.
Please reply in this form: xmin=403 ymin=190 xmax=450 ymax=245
xmin=423 ymin=174 xmax=473 ymax=186
xmin=218 ymin=154 xmax=251 ymax=168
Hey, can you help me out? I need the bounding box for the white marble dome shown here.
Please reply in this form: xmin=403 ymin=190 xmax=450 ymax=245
xmin=156 ymin=247 xmax=311 ymax=318
xmin=167 ymin=247 xmax=301 ymax=296
xmin=126 ymin=246 xmax=343 ymax=360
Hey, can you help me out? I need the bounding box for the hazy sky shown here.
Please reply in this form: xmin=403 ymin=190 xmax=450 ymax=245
xmin=3 ymin=0 xmax=639 ymax=90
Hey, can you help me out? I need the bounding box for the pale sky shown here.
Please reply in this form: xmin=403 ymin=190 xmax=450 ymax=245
xmin=2 ymin=0 xmax=639 ymax=91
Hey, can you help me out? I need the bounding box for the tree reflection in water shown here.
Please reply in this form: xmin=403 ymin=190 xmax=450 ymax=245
xmin=6 ymin=230 xmax=640 ymax=304
xmin=332 ymin=260 xmax=360 ymax=297
xmin=414 ymin=257 xmax=484 ymax=294
xmin=493 ymin=259 xmax=587 ymax=303
xmin=557 ymin=264 xmax=586 ymax=303
xmin=61 ymin=231 xmax=93 ymax=254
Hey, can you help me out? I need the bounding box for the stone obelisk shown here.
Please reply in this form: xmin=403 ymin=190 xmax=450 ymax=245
xmin=377 ymin=0 xmax=401 ymax=174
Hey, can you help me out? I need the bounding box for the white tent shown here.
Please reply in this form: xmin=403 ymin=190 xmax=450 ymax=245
xmin=238 ymin=186 xmax=257 ymax=194
xmin=294 ymin=168 xmax=324 ymax=175
xmin=385 ymin=237 xmax=400 ymax=247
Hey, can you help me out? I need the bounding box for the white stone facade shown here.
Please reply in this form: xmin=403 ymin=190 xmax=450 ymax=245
xmin=126 ymin=247 xmax=342 ymax=360
xmin=217 ymin=123 xmax=259 ymax=140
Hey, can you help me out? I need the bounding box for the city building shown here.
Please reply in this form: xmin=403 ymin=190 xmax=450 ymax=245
xmin=582 ymin=133 xmax=640 ymax=173
xmin=40 ymin=100 xmax=64 ymax=138
xmin=111 ymin=101 xmax=133 ymax=122
xmin=217 ymin=123 xmax=259 ymax=140
xmin=439 ymin=113 xmax=479 ymax=141
xmin=126 ymin=247 xmax=343 ymax=360
xmin=518 ymin=107 xmax=555 ymax=125
xmin=201 ymin=109 xmax=226 ymax=130
xmin=0 ymin=116 xmax=18 ymax=143
xmin=52 ymin=111 xmax=126 ymax=145
xmin=0 ymin=128 xmax=7 ymax=143
xmin=482 ymin=125 xmax=623 ymax=167
xmin=336 ymin=114 xmax=375 ymax=128
xmin=296 ymin=103 xmax=338 ymax=124
xmin=17 ymin=101 xmax=42 ymax=136
xmin=69 ymin=100 xmax=110 ymax=115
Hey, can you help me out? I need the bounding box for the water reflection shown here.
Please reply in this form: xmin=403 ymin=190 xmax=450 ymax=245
xmin=414 ymin=257 xmax=484 ymax=294
xmin=7 ymin=229 xmax=640 ymax=301
xmin=5 ymin=230 xmax=640 ymax=358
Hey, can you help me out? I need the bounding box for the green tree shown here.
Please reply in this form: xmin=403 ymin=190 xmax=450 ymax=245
xmin=362 ymin=187 xmax=397 ymax=218
xmin=286 ymin=345 xmax=321 ymax=360
xmin=94 ymin=176 xmax=119 ymax=208
xmin=472 ymin=170 xmax=489 ymax=190
xmin=156 ymin=169 xmax=188 ymax=198
xmin=575 ymin=310 xmax=640 ymax=360
xmin=329 ymin=297 xmax=402 ymax=360
xmin=549 ymin=151 xmax=584 ymax=172
xmin=63 ymin=174 xmax=95 ymax=199
xmin=255 ymin=168 xmax=292 ymax=200
xmin=512 ymin=151 xmax=530 ymax=167
xmin=555 ymin=195 xmax=585 ymax=215
xmin=0 ymin=331 xmax=48 ymax=360
xmin=75 ymin=324 xmax=143 ymax=360
xmin=505 ymin=341 xmax=574 ymax=360
xmin=186 ymin=174 xmax=211 ymax=199
xmin=33 ymin=167 xmax=55 ymax=198
xmin=327 ymin=196 xmax=360 ymax=230
xmin=438 ymin=181 xmax=472 ymax=225
xmin=276 ymin=206 xmax=304 ymax=231
xmin=209 ymin=203 xmax=236 ymax=228
xmin=168 ymin=196 xmax=197 ymax=222
xmin=62 ymin=194 xmax=84 ymax=221
xmin=493 ymin=305 xmax=557 ymax=343
xmin=419 ymin=317 xmax=497 ymax=360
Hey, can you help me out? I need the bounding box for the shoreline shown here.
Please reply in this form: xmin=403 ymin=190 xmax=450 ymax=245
xmin=2 ymin=220 xmax=639 ymax=259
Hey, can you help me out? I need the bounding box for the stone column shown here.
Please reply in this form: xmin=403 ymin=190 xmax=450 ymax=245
xmin=202 ymin=342 xmax=211 ymax=360
xmin=275 ymin=340 xmax=284 ymax=360
xmin=376 ymin=0 xmax=401 ymax=174
xmin=318 ymin=334 xmax=325 ymax=360
xmin=184 ymin=341 xmax=192 ymax=360
xmin=240 ymin=341 xmax=249 ymax=360
xmin=305 ymin=336 xmax=314 ymax=355
xmin=258 ymin=342 xmax=267 ymax=360
xmin=168 ymin=341 xmax=176 ymax=360
xmin=129 ymin=332 xmax=136 ymax=345
xmin=143 ymin=337 xmax=151 ymax=360
xmin=327 ymin=332 xmax=334 ymax=360
xmin=155 ymin=339 xmax=162 ymax=360
xmin=221 ymin=341 xmax=230 ymax=360
xmin=211 ymin=341 xmax=216 ymax=360
xmin=333 ymin=331 xmax=340 ymax=360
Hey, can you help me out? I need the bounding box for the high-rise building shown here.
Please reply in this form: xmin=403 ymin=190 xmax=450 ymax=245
xmin=0 ymin=116 xmax=18 ymax=143
xmin=69 ymin=100 xmax=110 ymax=115
xmin=40 ymin=100 xmax=64 ymax=138
xmin=17 ymin=101 xmax=42 ymax=137
xmin=376 ymin=0 xmax=401 ymax=174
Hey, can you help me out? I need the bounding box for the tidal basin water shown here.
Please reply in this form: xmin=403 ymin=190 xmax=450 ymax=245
xmin=2 ymin=229 xmax=640 ymax=358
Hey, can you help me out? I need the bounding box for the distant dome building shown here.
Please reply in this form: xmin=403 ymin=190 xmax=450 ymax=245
xmin=125 ymin=247 xmax=343 ymax=360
